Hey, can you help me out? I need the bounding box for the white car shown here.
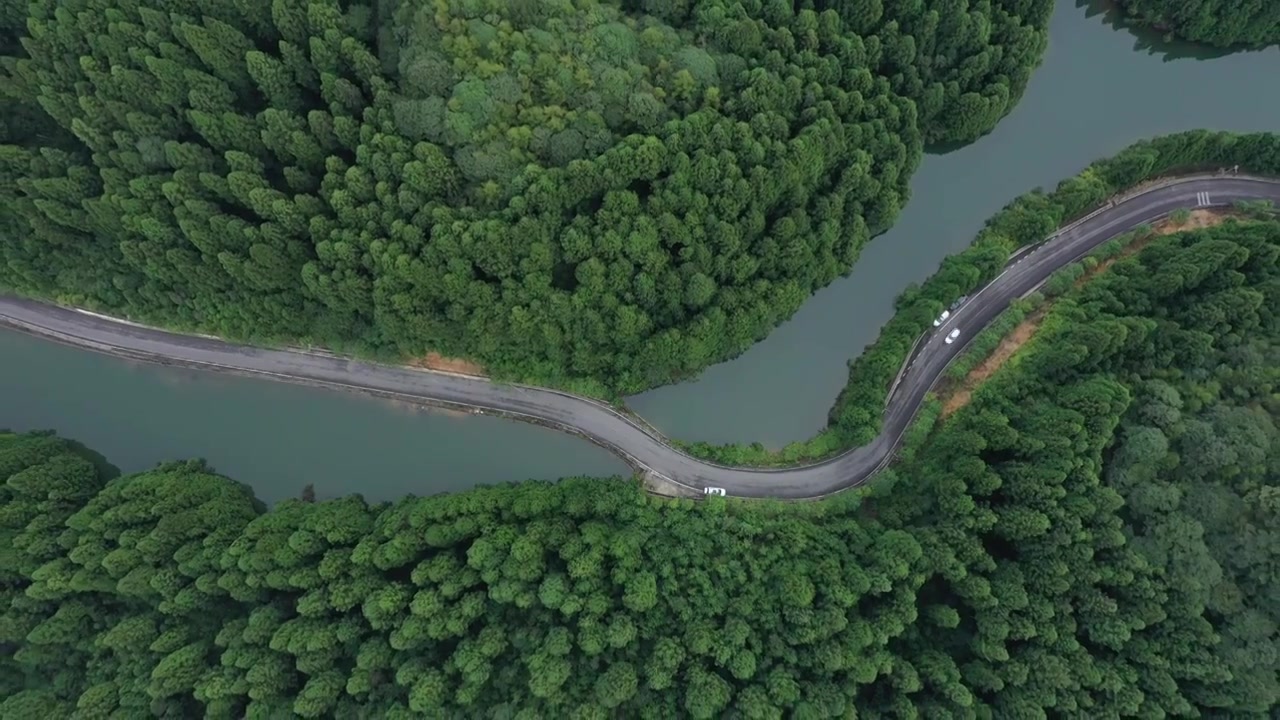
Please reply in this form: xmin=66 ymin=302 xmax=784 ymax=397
xmin=933 ymin=309 xmax=950 ymax=327
xmin=945 ymin=328 xmax=961 ymax=345
xmin=703 ymin=487 xmax=727 ymax=497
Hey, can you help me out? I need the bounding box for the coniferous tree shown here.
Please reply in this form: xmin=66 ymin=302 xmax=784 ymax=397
xmin=0 ymin=0 xmax=1058 ymax=393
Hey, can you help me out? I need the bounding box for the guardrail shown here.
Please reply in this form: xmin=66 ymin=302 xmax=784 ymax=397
xmin=886 ymin=332 xmax=927 ymax=407
xmin=878 ymin=174 xmax=1276 ymax=419
xmin=10 ymin=172 xmax=1280 ymax=496
xmin=3 ymin=309 xmax=701 ymax=494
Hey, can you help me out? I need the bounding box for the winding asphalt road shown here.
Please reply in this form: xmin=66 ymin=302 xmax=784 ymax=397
xmin=3 ymin=174 xmax=1278 ymax=499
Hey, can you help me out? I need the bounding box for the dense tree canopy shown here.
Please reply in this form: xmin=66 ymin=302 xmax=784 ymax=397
xmin=3 ymin=216 xmax=1276 ymax=717
xmin=790 ymin=0 xmax=1052 ymax=144
xmin=872 ymin=217 xmax=1280 ymax=716
xmin=1119 ymin=0 xmax=1280 ymax=47
xmin=680 ymin=129 xmax=1280 ymax=466
xmin=615 ymin=0 xmax=1052 ymax=145
xmin=0 ymin=0 xmax=1051 ymax=394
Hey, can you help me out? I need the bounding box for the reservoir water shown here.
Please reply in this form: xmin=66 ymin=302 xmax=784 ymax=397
xmin=629 ymin=0 xmax=1280 ymax=443
xmin=0 ymin=330 xmax=628 ymax=504
xmin=3 ymin=1 xmax=1278 ymax=501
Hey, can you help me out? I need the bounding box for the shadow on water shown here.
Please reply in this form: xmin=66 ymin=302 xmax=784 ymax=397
xmin=927 ymin=137 xmax=981 ymax=157
xmin=926 ymin=0 xmax=1245 ymax=159
xmin=1078 ymin=0 xmax=1246 ymax=61
xmin=926 ymin=0 xmax=1254 ymax=158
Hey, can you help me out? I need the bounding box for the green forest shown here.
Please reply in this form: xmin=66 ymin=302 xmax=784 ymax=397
xmin=680 ymin=129 xmax=1280 ymax=466
xmin=5 ymin=216 xmax=1276 ymax=718
xmin=0 ymin=0 xmax=1051 ymax=394
xmin=1118 ymin=0 xmax=1280 ymax=47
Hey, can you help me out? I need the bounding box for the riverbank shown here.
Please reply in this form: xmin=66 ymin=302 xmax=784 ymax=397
xmin=934 ymin=206 xmax=1243 ymax=418
xmin=6 ymin=160 xmax=1279 ymax=499
xmin=676 ymin=131 xmax=1280 ymax=467
xmin=0 ymin=329 xmax=631 ymax=506
xmin=627 ymin=1 xmax=1280 ymax=445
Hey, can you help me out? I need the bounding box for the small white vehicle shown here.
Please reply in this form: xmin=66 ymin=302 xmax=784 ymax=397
xmin=945 ymin=328 xmax=961 ymax=345
xmin=933 ymin=309 xmax=950 ymax=327
xmin=703 ymin=487 xmax=727 ymax=497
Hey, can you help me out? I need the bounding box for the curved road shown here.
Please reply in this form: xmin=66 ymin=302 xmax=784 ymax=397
xmin=3 ymin=174 xmax=1278 ymax=499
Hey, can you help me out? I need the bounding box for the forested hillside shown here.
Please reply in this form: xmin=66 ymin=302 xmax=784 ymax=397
xmin=1118 ymin=0 xmax=1280 ymax=47
xmin=0 ymin=0 xmax=1051 ymax=394
xmin=868 ymin=217 xmax=1280 ymax=715
xmin=4 ymin=217 xmax=1276 ymax=718
xmin=620 ymin=0 xmax=1053 ymax=145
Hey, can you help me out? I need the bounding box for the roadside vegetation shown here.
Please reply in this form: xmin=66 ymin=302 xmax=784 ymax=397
xmin=4 ymin=215 xmax=1277 ymax=717
xmin=681 ymin=129 xmax=1280 ymax=466
xmin=936 ymin=205 xmax=1235 ymax=417
xmin=1118 ymin=0 xmax=1280 ymax=47
xmin=0 ymin=0 xmax=1053 ymax=395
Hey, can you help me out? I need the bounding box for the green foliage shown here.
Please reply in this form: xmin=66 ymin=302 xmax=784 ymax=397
xmin=0 ymin=434 xmax=929 ymax=717
xmin=1118 ymin=0 xmax=1280 ymax=47
xmin=943 ymin=300 xmax=1032 ymax=381
xmin=684 ymin=130 xmax=1280 ymax=467
xmin=896 ymin=396 xmax=943 ymax=465
xmin=1040 ymin=260 xmax=1088 ymax=297
xmin=1038 ymin=228 xmax=1146 ymax=299
xmin=3 ymin=217 xmax=1276 ymax=716
xmin=875 ymin=217 xmax=1280 ymax=716
xmin=824 ymin=0 xmax=1055 ymax=144
xmin=1234 ymin=198 xmax=1278 ymax=219
xmin=0 ymin=0 xmax=1055 ymax=395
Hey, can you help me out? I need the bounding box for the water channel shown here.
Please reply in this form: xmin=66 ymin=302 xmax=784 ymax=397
xmin=630 ymin=0 xmax=1280 ymax=443
xmin=3 ymin=1 xmax=1278 ymax=502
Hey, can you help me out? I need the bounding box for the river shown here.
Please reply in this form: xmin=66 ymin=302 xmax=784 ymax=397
xmin=3 ymin=1 xmax=1278 ymax=502
xmin=0 ymin=329 xmax=629 ymax=505
xmin=629 ymin=0 xmax=1280 ymax=444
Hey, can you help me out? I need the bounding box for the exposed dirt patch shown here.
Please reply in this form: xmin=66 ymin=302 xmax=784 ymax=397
xmin=938 ymin=208 xmax=1235 ymax=419
xmin=940 ymin=309 xmax=1047 ymax=419
xmin=407 ymin=352 xmax=487 ymax=377
xmin=1161 ymin=208 xmax=1232 ymax=232
xmin=642 ymin=471 xmax=700 ymax=499
xmin=1078 ymin=208 xmax=1233 ymax=286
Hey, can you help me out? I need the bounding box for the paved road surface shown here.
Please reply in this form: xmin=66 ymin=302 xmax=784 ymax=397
xmin=3 ymin=174 xmax=1278 ymax=499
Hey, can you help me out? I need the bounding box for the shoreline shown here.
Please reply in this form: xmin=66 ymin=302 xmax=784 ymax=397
xmin=6 ymin=173 xmax=1275 ymax=499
